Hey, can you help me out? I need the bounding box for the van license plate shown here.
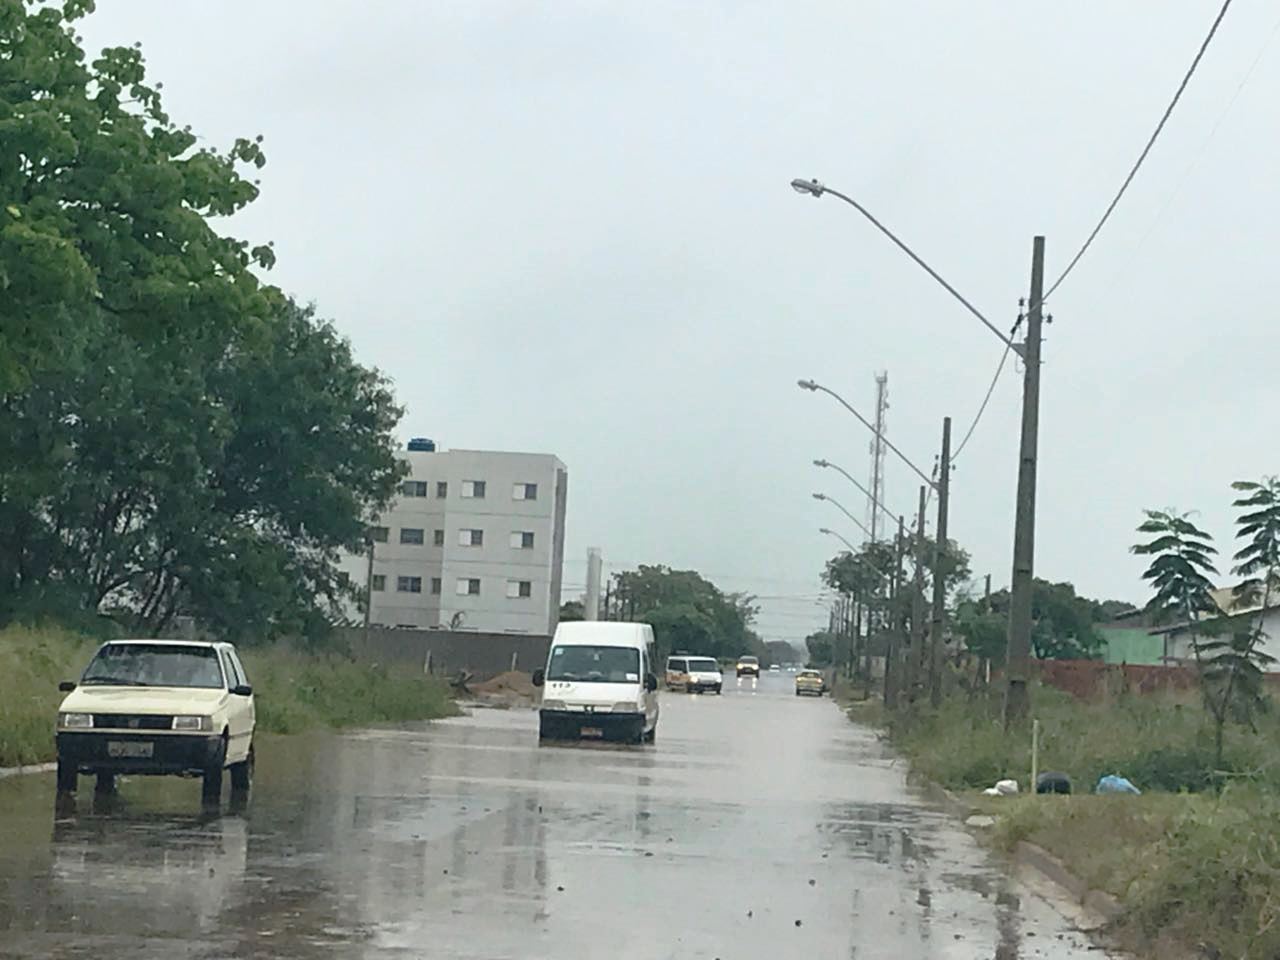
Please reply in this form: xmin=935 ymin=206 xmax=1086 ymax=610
xmin=580 ymin=727 xmax=603 ymax=739
xmin=107 ymin=741 xmax=153 ymax=759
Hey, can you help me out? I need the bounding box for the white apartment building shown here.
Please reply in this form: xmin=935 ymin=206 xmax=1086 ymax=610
xmin=343 ymin=444 xmax=568 ymax=635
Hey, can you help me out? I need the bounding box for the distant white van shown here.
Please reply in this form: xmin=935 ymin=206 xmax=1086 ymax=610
xmin=532 ymin=622 xmax=659 ymax=744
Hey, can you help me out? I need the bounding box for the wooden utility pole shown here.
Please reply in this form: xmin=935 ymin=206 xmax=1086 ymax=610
xmin=908 ymin=485 xmax=928 ymax=702
xmin=929 ymin=416 xmax=952 ymax=709
xmin=884 ymin=514 xmax=906 ymax=708
xmin=1005 ymin=237 xmax=1045 ymax=725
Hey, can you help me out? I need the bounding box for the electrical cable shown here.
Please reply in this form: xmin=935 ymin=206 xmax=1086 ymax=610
xmin=952 ymin=314 xmax=1025 ymax=463
xmin=1042 ymin=0 xmax=1236 ymax=302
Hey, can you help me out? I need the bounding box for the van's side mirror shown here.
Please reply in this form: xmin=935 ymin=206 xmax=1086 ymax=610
xmin=644 ymin=673 xmax=658 ymax=692
xmin=532 ymin=669 xmax=545 ymax=688
xmin=231 ymin=684 xmax=253 ymax=697
xmin=58 ymin=681 xmax=76 ymax=693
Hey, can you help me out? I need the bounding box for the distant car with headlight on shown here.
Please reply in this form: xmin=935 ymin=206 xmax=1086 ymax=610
xmin=736 ymin=655 xmax=760 ymax=678
xmin=54 ymin=640 xmax=256 ymax=804
xmin=795 ymin=669 xmax=827 ymax=697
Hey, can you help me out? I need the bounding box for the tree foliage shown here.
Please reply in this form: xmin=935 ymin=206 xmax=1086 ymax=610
xmin=0 ymin=4 xmax=404 ymax=642
xmin=610 ymin=565 xmax=760 ymax=661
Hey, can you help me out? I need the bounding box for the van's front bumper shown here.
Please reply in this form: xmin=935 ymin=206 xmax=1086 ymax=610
xmin=538 ymin=709 xmax=645 ymax=742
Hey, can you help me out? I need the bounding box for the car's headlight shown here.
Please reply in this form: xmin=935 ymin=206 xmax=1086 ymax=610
xmin=541 ymin=699 xmax=566 ymax=711
xmin=611 ymin=702 xmax=641 ymax=713
xmin=172 ymin=715 xmax=213 ymax=732
xmin=58 ymin=712 xmax=93 ymax=729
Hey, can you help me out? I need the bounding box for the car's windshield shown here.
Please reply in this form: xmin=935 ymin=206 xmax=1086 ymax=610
xmin=548 ymin=645 xmax=640 ymax=683
xmin=688 ymin=659 xmax=719 ymax=672
xmin=740 ymin=656 xmax=758 ymax=664
xmin=667 ymin=659 xmax=687 ymax=672
xmin=81 ymin=644 xmax=225 ymax=689
xmin=800 ymin=671 xmax=821 ymax=679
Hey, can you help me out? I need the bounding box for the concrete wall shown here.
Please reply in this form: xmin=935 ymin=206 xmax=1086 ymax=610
xmin=338 ymin=626 xmax=551 ymax=680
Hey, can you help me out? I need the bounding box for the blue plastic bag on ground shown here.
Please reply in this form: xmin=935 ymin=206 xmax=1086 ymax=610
xmin=1095 ymin=774 xmax=1141 ymax=795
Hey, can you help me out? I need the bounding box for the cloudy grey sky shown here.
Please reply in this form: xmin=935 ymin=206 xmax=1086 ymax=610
xmin=81 ymin=2 xmax=1280 ymax=643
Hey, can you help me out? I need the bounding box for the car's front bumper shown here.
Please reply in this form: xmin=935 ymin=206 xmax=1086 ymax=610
xmin=685 ymin=677 xmax=723 ymax=692
xmin=538 ymin=709 xmax=645 ymax=741
xmin=57 ymin=732 xmax=225 ymax=775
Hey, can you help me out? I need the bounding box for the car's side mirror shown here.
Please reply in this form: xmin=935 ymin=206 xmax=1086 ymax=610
xmin=531 ymin=669 xmax=545 ymax=688
xmin=231 ymin=684 xmax=253 ymax=697
xmin=644 ymin=673 xmax=658 ymax=692
xmin=58 ymin=681 xmax=76 ymax=693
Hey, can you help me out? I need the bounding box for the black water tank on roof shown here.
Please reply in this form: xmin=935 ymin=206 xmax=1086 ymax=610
xmin=407 ymin=438 xmax=436 ymax=452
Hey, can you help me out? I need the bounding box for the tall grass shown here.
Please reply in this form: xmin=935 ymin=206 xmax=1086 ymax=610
xmin=885 ymin=684 xmax=1279 ymax=793
xmin=0 ymin=627 xmax=456 ymax=768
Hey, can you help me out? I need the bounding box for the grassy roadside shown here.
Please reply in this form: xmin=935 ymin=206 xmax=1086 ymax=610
xmin=855 ymin=685 xmax=1280 ymax=959
xmin=0 ymin=625 xmax=457 ymax=769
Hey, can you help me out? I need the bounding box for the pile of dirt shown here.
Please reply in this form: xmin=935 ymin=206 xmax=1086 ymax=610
xmin=471 ymin=670 xmax=538 ymax=701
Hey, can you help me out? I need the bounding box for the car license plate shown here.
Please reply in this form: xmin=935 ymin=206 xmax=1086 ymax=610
xmin=107 ymin=741 xmax=153 ymax=759
xmin=580 ymin=727 xmax=604 ymax=739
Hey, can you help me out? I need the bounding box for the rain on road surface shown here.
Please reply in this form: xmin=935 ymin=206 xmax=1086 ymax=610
xmin=0 ymin=672 xmax=1117 ymax=959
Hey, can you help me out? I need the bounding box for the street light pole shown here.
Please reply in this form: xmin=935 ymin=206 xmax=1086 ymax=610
xmin=812 ymin=493 xmax=874 ymax=541
xmin=800 ymin=382 xmax=936 ymax=491
xmin=814 ymin=458 xmax=896 ymax=534
xmin=819 ymin=527 xmax=859 ymax=554
xmin=1004 ymin=237 xmax=1046 ymax=724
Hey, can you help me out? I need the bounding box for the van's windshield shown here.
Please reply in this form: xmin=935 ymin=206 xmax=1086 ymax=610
xmin=688 ymin=659 xmax=719 ymax=672
xmin=548 ymin=645 xmax=641 ymax=683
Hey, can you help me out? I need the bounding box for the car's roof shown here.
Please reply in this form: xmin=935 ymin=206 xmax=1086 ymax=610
xmin=738 ymin=655 xmax=758 ymax=661
xmin=552 ymin=621 xmax=652 ymax=649
xmin=101 ymin=639 xmax=228 ymax=649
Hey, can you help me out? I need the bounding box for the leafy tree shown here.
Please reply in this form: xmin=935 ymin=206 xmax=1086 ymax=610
xmin=804 ymin=630 xmax=835 ymax=667
xmin=610 ymin=565 xmax=758 ymax=660
xmin=558 ymin=600 xmax=585 ymax=622
xmin=0 ymin=7 xmax=404 ymax=642
xmin=1132 ymin=509 xmax=1233 ymax=768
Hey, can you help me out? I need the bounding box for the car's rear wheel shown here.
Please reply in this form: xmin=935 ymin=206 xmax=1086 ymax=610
xmin=55 ymin=758 xmax=77 ymax=794
xmin=229 ymin=744 xmax=253 ymax=793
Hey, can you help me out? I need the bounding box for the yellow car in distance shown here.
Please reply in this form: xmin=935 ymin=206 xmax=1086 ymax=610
xmin=795 ymin=669 xmax=826 ymax=697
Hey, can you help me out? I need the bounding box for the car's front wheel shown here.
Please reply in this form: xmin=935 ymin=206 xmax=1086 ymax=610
xmin=55 ymin=758 xmax=77 ymax=794
xmin=229 ymin=744 xmax=253 ymax=793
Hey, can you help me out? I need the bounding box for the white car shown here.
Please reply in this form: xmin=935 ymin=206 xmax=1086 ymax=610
xmin=55 ymin=640 xmax=256 ymax=803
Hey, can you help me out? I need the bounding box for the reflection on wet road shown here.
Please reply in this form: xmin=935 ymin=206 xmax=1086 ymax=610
xmin=0 ymin=673 xmax=1116 ymax=958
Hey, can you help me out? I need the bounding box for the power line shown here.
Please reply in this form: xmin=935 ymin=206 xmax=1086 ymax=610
xmin=1043 ymin=0 xmax=1236 ymax=302
xmin=952 ymin=313 xmax=1024 ymax=462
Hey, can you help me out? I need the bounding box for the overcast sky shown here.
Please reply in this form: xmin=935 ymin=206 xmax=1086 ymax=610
xmin=80 ymin=2 xmax=1280 ymax=644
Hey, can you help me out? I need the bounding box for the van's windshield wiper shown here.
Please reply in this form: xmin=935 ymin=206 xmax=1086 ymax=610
xmin=81 ymin=677 xmax=151 ymax=686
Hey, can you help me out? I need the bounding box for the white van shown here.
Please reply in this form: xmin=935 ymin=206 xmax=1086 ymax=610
xmin=532 ymin=622 xmax=659 ymax=744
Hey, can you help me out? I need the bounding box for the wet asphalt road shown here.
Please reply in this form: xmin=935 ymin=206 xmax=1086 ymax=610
xmin=0 ymin=672 xmax=1117 ymax=959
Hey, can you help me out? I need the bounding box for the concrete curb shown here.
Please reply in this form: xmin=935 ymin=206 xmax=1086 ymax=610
xmin=0 ymin=762 xmax=54 ymax=781
xmin=913 ymin=780 xmax=1124 ymax=926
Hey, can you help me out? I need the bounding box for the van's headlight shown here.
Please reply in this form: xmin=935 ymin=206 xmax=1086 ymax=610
xmin=172 ymin=715 xmax=213 ymax=732
xmin=58 ymin=712 xmax=92 ymax=729
xmin=541 ymin=699 xmax=566 ymax=711
xmin=611 ymin=702 xmax=641 ymax=713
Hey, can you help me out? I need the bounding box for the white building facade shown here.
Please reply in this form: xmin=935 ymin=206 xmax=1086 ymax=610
xmin=344 ymin=446 xmax=568 ymax=635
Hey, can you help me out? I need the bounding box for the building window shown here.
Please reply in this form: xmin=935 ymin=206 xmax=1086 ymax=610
xmin=430 ymin=577 xmax=442 ymax=596
xmin=399 ymin=527 xmax=425 ymax=545
xmin=436 ymin=481 xmax=448 ymax=498
xmin=456 ymin=577 xmax=481 ymax=596
xmin=459 ymin=528 xmax=484 ymax=547
xmin=507 ymin=580 xmax=533 ymax=599
xmin=397 ymin=576 xmax=423 ymax=593
xmin=510 ymin=530 xmax=535 ymax=549
xmin=513 ymin=483 xmax=538 ymax=501
xmin=369 ymin=525 xmax=389 ymax=543
xmin=371 ymin=574 xmax=386 ymax=592
xmin=461 ymin=480 xmax=486 ymax=499
xmin=400 ymin=481 xmax=428 ymax=498
xmin=433 ymin=528 xmax=445 ymax=547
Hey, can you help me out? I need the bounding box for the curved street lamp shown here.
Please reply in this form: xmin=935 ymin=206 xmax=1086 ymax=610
xmin=800 ymin=380 xmax=935 ymax=489
xmin=814 ymin=458 xmax=895 ymax=537
xmin=818 ymin=526 xmax=858 ymax=554
xmin=812 ymin=492 xmax=872 ymax=540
